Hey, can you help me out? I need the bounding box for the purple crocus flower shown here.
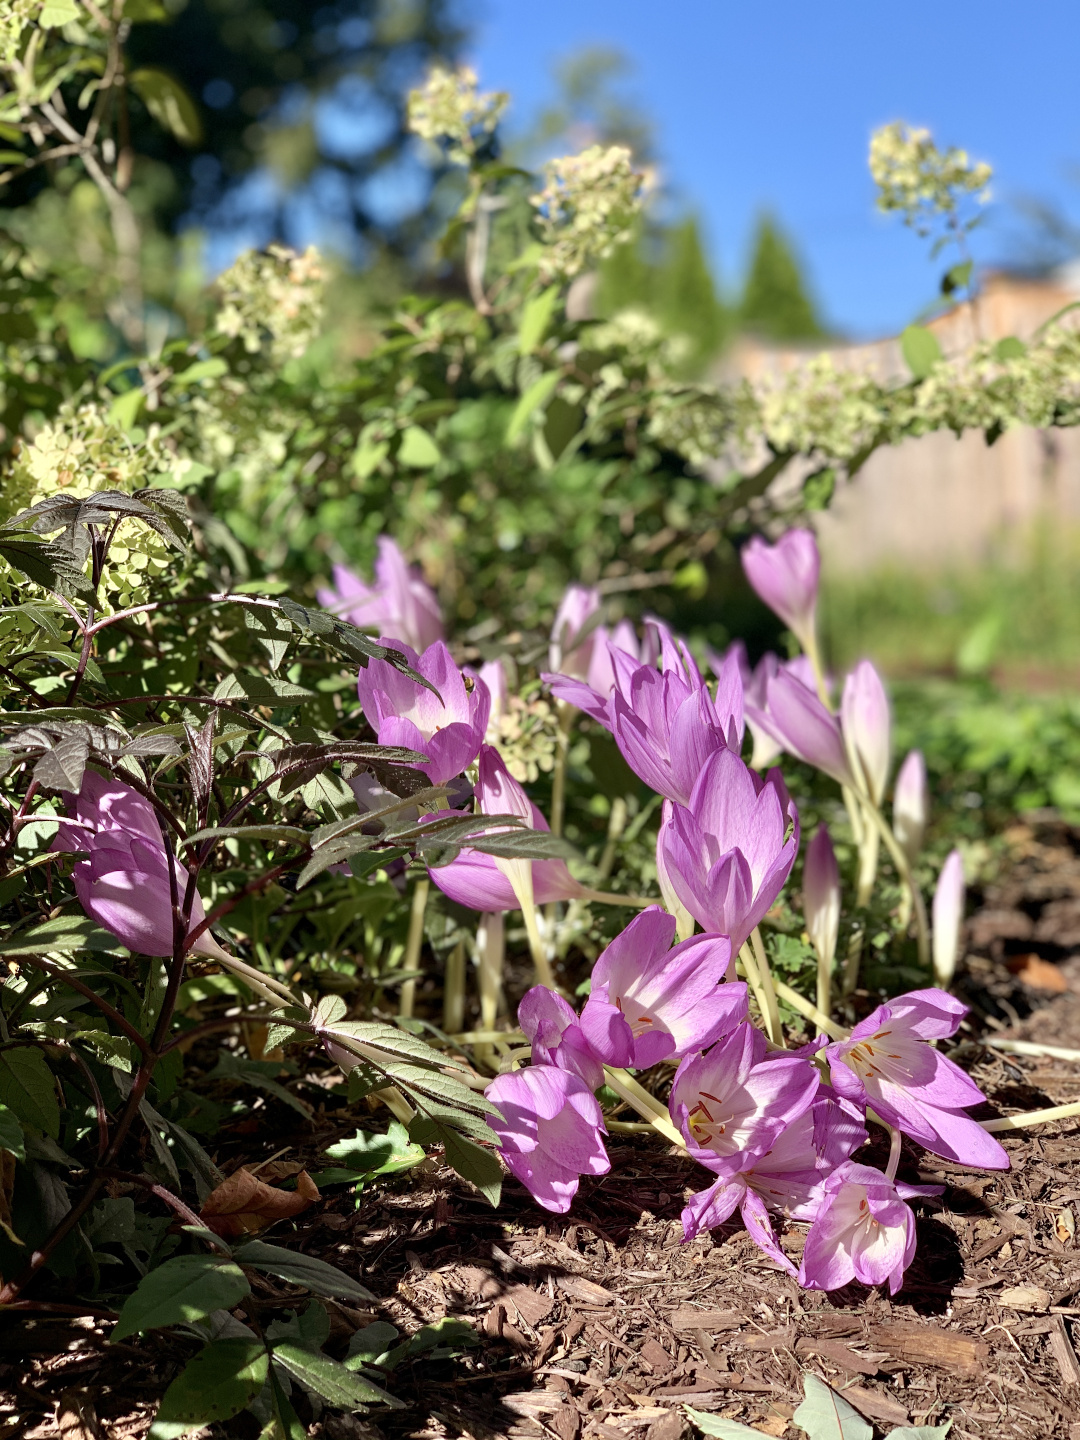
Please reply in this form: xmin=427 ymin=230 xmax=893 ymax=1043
xmin=680 ymin=1087 xmax=867 ymax=1267
xmin=317 ymin=537 xmax=443 ymax=654
xmin=825 ymin=988 xmax=1009 ymax=1169
xmin=932 ymin=849 xmax=965 ymax=987
xmin=841 ymin=660 xmax=891 ymax=804
xmin=804 ymin=824 xmax=840 ymax=971
xmin=51 ymin=770 xmax=222 ymax=959
xmin=578 ymin=907 xmax=745 ymax=1069
xmin=426 ymin=745 xmax=584 ymax=911
xmin=894 ymin=748 xmax=929 ymax=865
xmin=744 ymin=664 xmax=856 ymax=789
xmin=356 ymin=638 xmax=490 ymax=787
xmin=518 ymin=986 xmax=604 ymax=1091
xmin=658 ymin=747 xmax=800 ymax=955
xmin=741 ymin=528 xmax=820 ymax=654
xmin=799 ymin=1161 xmax=936 ymax=1295
xmin=546 ymin=621 xmax=739 ymax=803
xmin=485 ymin=1065 xmax=610 ymax=1214
xmin=669 ymin=1022 xmax=820 ymax=1175
xmin=549 ymin=584 xmax=602 ymax=677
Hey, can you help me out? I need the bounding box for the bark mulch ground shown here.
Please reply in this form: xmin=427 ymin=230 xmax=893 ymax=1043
xmin=5 ymin=815 xmax=1080 ymax=1440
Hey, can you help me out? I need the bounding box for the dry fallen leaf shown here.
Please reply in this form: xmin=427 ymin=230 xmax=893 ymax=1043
xmin=199 ymin=1166 xmax=320 ymax=1237
xmin=998 ymin=1284 xmax=1052 ymax=1313
xmin=1005 ymin=953 xmax=1068 ymax=992
xmin=1058 ymin=1206 xmax=1077 ymax=1245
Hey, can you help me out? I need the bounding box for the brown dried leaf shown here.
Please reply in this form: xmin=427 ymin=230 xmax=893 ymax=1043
xmin=199 ymin=1166 xmax=319 ymax=1237
xmin=1006 ymin=954 xmax=1069 ymax=992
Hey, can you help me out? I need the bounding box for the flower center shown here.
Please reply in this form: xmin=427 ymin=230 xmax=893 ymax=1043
xmin=686 ymin=1090 xmax=733 ymax=1148
xmin=615 ymin=995 xmax=656 ymax=1039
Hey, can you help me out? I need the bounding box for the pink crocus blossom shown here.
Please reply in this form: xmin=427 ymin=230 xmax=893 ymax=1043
xmin=932 ymin=849 xmax=965 ymax=988
xmin=741 ymin=529 xmax=820 ymax=654
xmin=546 ymin=621 xmax=739 ymax=803
xmin=317 ymin=537 xmax=443 ymax=653
xmin=669 ymin=1022 xmax=820 ymax=1176
xmin=825 ymin=988 xmax=1009 ymax=1169
xmin=657 ymin=747 xmax=800 ymax=955
xmin=518 ymin=986 xmax=604 ymax=1091
xmin=799 ymin=1161 xmax=934 ymax=1294
xmin=485 ymin=1065 xmax=610 ymax=1214
xmin=579 ymin=907 xmax=745 ymax=1069
xmin=804 ymin=825 xmax=840 ymax=971
xmin=841 ymin=660 xmax=891 ymax=804
xmin=51 ymin=770 xmax=223 ymax=959
xmin=356 ymin=638 xmax=490 ymax=787
xmin=894 ymin=749 xmax=929 ymax=864
xmin=680 ymin=1087 xmax=868 ymax=1266
xmin=549 ymin=585 xmax=602 ymax=678
xmin=425 ymin=745 xmax=584 ymax=911
xmin=744 ymin=665 xmax=855 ymax=789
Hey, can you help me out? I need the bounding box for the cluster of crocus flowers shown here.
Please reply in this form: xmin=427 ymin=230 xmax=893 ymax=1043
xmin=317 ymin=536 xmax=444 ymax=655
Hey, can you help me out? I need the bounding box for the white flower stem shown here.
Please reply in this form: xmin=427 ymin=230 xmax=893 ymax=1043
xmin=750 ymin=927 xmax=785 ymax=1048
xmin=549 ymin=700 xmax=575 ymax=838
xmin=771 ymin=978 xmax=849 ymax=1041
xmin=442 ymin=938 xmax=467 ymax=1035
xmin=398 ymin=878 xmax=429 ymax=1020
xmin=980 ymin=1101 xmax=1080 ymax=1133
xmin=602 ymin=1066 xmax=686 ymax=1149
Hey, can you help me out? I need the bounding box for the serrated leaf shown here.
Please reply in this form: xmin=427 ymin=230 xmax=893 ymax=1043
xmin=32 ymin=730 xmax=89 ymax=792
xmin=111 ymin=1255 xmax=251 ymax=1342
xmin=272 ymin=1342 xmax=402 ymax=1410
xmin=245 ymin=606 xmax=293 ymax=672
xmin=0 ymin=916 xmax=120 ymax=955
xmin=792 ymin=1374 xmax=873 ymax=1440
xmin=180 ymin=823 xmax=310 ymax=850
xmin=0 ymin=1102 xmax=25 ymax=1160
xmin=0 ymin=535 xmax=92 ymax=596
xmin=213 ymin=673 xmax=314 ymax=706
xmin=148 ymin=1339 xmax=268 ymax=1439
xmin=0 ymin=1046 xmax=59 ymax=1138
xmin=234 ymin=1240 xmax=376 ymax=1302
xmin=438 ymin=1127 xmax=502 ymax=1206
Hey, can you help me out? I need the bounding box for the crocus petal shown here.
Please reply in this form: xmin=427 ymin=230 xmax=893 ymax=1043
xmin=681 ymin=1173 xmax=745 ymax=1241
xmin=741 ymin=529 xmax=820 ymax=652
xmin=840 ymin=660 xmax=891 ymax=804
xmin=739 ymin=1186 xmax=798 ymax=1275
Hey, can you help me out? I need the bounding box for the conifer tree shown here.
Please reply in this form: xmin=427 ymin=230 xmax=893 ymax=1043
xmin=740 ymin=213 xmax=826 ymax=341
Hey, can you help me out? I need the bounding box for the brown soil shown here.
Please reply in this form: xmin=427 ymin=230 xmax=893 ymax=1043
xmin=5 ymin=818 xmax=1080 ymax=1440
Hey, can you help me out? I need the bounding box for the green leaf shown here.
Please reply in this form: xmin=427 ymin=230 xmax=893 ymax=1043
xmin=437 ymin=1127 xmax=502 ymax=1207
xmin=130 ymin=68 xmax=203 ymax=146
xmin=261 ymin=1368 xmax=307 ymax=1440
xmin=179 ymin=824 xmax=309 ymax=849
xmin=148 ymin=1339 xmax=269 ymax=1439
xmin=518 ymin=284 xmax=561 ymax=354
xmin=684 ymin=1409 xmax=766 ymax=1438
xmin=0 ymin=536 xmax=92 ymax=596
xmin=792 ymin=1374 xmax=873 ymax=1440
xmin=352 ymin=438 xmax=389 ymax=479
xmin=244 ymin=605 xmax=293 ymax=672
xmin=272 ymin=1342 xmax=403 ymax=1409
xmin=213 ymin=672 xmax=314 ymax=706
xmin=108 ymin=388 xmax=144 ymax=432
xmin=0 ymin=1046 xmax=59 ymax=1138
xmin=111 ymin=1255 xmax=251 ymax=1342
xmin=0 ymin=1103 xmax=25 ymax=1160
xmin=39 ymin=0 xmax=80 ymax=26
xmin=941 ymin=259 xmax=973 ymax=296
xmin=174 ymin=358 xmax=228 ymax=385
xmin=234 ymin=1240 xmax=376 ymax=1302
xmin=506 ymin=370 xmax=561 ymax=443
xmin=901 ymin=324 xmax=943 ymax=380
xmin=0 ymin=916 xmax=120 ymax=955
xmin=397 ymin=426 xmax=441 ymax=468
xmin=344 ymin=1321 xmax=399 ymax=1370
xmin=322 ymin=1121 xmax=424 ymax=1181
xmin=995 ymin=335 xmax=1027 ymax=361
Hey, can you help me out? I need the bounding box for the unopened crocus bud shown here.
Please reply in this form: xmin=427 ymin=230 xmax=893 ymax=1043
xmin=932 ymin=849 xmax=965 ymax=987
xmin=741 ymin=529 xmax=820 ymax=655
xmin=840 ymin=660 xmax=891 ymax=804
xmin=894 ymin=749 xmax=929 ymax=865
xmin=804 ymin=825 xmax=840 ymax=971
xmin=549 ymin=584 xmax=601 ymax=678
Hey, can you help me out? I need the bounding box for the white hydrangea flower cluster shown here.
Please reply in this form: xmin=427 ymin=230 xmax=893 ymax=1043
xmin=214 ymin=244 xmax=325 ymax=363
xmin=406 ymin=64 xmax=508 ymax=167
xmin=531 ymin=145 xmax=648 ymax=282
xmin=5 ymin=404 xmax=176 ymax=608
xmin=869 ymin=122 xmax=992 ymax=235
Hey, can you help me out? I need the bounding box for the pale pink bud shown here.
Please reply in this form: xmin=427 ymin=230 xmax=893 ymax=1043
xmin=840 ymin=660 xmax=891 ymax=804
xmin=741 ymin=529 xmax=820 ymax=654
xmin=804 ymin=825 xmax=840 ymax=970
xmin=932 ymin=849 xmax=965 ymax=987
xmin=893 ymin=749 xmax=928 ymax=864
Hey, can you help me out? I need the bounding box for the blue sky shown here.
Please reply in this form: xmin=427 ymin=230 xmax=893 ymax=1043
xmin=466 ymin=0 xmax=1080 ymax=339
